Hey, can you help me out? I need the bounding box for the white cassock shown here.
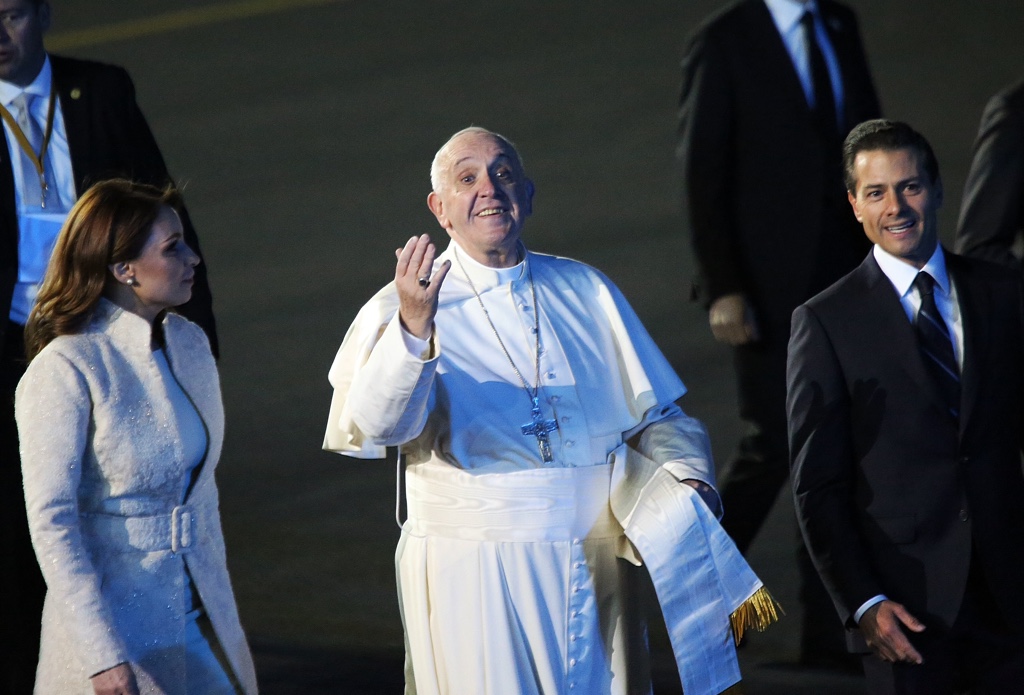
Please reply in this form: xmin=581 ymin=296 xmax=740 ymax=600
xmin=324 ymin=241 xmax=773 ymax=695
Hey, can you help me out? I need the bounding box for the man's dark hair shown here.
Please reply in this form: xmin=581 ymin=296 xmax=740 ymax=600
xmin=842 ymin=119 xmax=940 ymax=193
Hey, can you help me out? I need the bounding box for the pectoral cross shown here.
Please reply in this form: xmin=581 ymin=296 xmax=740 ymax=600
xmin=521 ymin=397 xmax=559 ymax=463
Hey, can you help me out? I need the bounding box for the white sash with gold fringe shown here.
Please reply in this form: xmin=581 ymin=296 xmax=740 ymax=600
xmin=610 ymin=442 xmax=779 ymax=695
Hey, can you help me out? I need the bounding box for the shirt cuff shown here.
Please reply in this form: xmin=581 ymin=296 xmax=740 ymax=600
xmin=854 ymin=595 xmax=888 ymax=624
xmin=399 ymin=323 xmax=433 ymax=360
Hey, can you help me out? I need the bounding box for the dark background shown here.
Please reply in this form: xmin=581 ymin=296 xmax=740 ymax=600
xmin=48 ymin=1 xmax=1024 ymax=691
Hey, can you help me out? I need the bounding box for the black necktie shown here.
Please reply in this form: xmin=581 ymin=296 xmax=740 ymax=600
xmin=913 ymin=272 xmax=960 ymax=420
xmin=801 ymin=11 xmax=839 ymax=138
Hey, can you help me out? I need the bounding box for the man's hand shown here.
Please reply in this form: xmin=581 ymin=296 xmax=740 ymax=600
xmin=708 ymin=293 xmax=759 ymax=346
xmin=683 ymin=479 xmax=722 ymax=516
xmin=395 ymin=234 xmax=451 ymax=340
xmin=859 ymin=600 xmax=926 ymax=664
xmin=91 ymin=663 xmax=139 ymax=695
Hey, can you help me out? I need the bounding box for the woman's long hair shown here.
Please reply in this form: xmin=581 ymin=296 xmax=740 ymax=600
xmin=24 ymin=179 xmax=183 ymax=360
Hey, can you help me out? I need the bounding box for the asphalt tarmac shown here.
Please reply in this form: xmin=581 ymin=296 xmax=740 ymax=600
xmin=48 ymin=1 xmax=1024 ymax=692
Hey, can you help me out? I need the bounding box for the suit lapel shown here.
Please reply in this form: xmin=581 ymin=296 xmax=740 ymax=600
xmin=820 ymin=1 xmax=875 ymax=134
xmin=50 ymin=57 xmax=87 ymax=195
xmin=0 ymin=109 xmax=16 ymax=261
xmin=744 ymin=0 xmax=811 ymax=115
xmin=947 ymin=255 xmax=986 ymax=435
xmin=861 ymin=254 xmax=951 ymax=418
xmin=819 ymin=2 xmax=852 ymax=129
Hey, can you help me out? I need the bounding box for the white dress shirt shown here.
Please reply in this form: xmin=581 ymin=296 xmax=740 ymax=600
xmin=873 ymin=242 xmax=963 ymax=368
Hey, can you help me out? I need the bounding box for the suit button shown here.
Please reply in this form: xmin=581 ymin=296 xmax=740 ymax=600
xmin=959 ymin=456 xmax=970 ymax=465
xmin=958 ymin=509 xmax=969 ymax=522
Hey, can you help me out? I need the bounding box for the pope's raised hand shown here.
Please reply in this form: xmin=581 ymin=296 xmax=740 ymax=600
xmin=395 ymin=234 xmax=450 ymax=340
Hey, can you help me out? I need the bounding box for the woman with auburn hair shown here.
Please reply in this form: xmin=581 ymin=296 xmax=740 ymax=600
xmin=16 ymin=179 xmax=257 ymax=695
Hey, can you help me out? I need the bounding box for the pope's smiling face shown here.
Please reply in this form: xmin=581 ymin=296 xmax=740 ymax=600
xmin=847 ymin=147 xmax=943 ymax=269
xmin=427 ymin=131 xmax=533 ymax=268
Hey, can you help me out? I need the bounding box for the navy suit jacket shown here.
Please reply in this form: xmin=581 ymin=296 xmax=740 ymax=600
xmin=787 ymin=250 xmax=1024 ymax=639
xmin=0 ymin=55 xmax=217 ymax=356
xmin=678 ymin=0 xmax=881 ymax=330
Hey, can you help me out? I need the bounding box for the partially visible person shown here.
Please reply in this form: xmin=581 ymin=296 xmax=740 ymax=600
xmin=15 ymin=180 xmax=255 ymax=695
xmin=0 ymin=3 xmax=218 ymax=689
xmin=325 ymin=127 xmax=777 ymax=695
xmin=955 ymin=78 xmax=1024 ymax=269
xmin=789 ymin=119 xmax=1024 ymax=694
xmin=676 ymin=0 xmax=880 ymax=667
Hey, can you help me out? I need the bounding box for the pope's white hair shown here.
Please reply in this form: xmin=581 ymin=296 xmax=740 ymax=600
xmin=429 ymin=127 xmax=525 ymax=193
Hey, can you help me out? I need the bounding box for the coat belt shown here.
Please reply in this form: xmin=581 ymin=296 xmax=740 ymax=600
xmin=81 ymin=505 xmax=196 ymax=554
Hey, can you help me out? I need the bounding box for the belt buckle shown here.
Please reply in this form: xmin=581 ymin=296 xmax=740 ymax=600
xmin=171 ymin=505 xmax=193 ymax=553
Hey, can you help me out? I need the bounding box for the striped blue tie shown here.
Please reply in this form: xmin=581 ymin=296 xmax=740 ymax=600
xmin=913 ymin=272 xmax=960 ymax=420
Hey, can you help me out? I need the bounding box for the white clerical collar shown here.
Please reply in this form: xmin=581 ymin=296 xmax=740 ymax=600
xmin=447 ymin=240 xmax=527 ymax=290
xmin=764 ymin=0 xmax=819 ymax=33
xmin=0 ymin=54 xmax=52 ymax=107
xmin=873 ymin=242 xmax=951 ymax=299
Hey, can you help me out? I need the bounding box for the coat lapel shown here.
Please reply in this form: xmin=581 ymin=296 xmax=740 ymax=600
xmin=163 ymin=317 xmax=224 ymax=503
xmin=744 ymin=0 xmax=811 ymax=115
xmin=0 ymin=116 xmax=16 ymax=262
xmin=819 ymin=3 xmax=852 ymax=129
xmin=0 ymin=63 xmax=20 ymax=262
xmin=50 ymin=57 xmax=88 ymax=194
xmin=860 ymin=254 xmax=951 ymax=419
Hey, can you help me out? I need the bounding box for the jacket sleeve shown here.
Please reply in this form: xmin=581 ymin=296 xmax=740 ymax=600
xmin=955 ymin=86 xmax=1024 ymax=271
xmin=15 ymin=351 xmax=131 ymax=675
xmin=676 ymin=26 xmax=744 ymax=305
xmin=787 ymin=304 xmax=882 ymax=626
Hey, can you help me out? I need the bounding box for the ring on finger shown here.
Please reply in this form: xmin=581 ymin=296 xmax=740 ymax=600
xmin=418 ymin=276 xmax=430 ymax=288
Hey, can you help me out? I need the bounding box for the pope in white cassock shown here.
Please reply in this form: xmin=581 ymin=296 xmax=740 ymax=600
xmin=323 ymin=127 xmax=778 ymax=695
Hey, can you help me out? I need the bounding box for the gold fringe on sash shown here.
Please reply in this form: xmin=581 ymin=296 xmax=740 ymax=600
xmin=729 ymin=586 xmax=783 ymax=645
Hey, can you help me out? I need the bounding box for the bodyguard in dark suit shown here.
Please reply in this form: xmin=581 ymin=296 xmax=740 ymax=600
xmin=788 ymin=119 xmax=1024 ymax=693
xmin=955 ymin=78 xmax=1024 ymax=270
xmin=0 ymin=2 xmax=217 ymax=692
xmin=676 ymin=0 xmax=880 ymax=665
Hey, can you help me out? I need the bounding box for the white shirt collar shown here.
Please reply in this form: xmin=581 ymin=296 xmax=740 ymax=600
xmin=873 ymin=242 xmax=951 ymax=298
xmin=0 ymin=54 xmax=52 ymax=107
xmin=764 ymin=0 xmax=818 ymax=33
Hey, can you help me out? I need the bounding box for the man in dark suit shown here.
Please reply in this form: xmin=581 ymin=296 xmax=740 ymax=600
xmin=0 ymin=2 xmax=217 ymax=692
xmin=955 ymin=78 xmax=1024 ymax=270
xmin=676 ymin=0 xmax=880 ymax=665
xmin=788 ymin=119 xmax=1024 ymax=693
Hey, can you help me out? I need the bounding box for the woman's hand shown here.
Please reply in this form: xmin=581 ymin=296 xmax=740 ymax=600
xmin=91 ymin=663 xmax=139 ymax=695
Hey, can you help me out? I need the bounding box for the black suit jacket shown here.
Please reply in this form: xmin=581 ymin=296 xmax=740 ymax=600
xmin=955 ymin=79 xmax=1024 ymax=273
xmin=0 ymin=55 xmax=218 ymax=355
xmin=787 ymin=250 xmax=1024 ymax=637
xmin=678 ymin=0 xmax=880 ymax=330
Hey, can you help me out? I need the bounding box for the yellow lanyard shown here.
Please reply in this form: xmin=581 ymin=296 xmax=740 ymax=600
xmin=0 ymin=82 xmax=57 ymax=208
